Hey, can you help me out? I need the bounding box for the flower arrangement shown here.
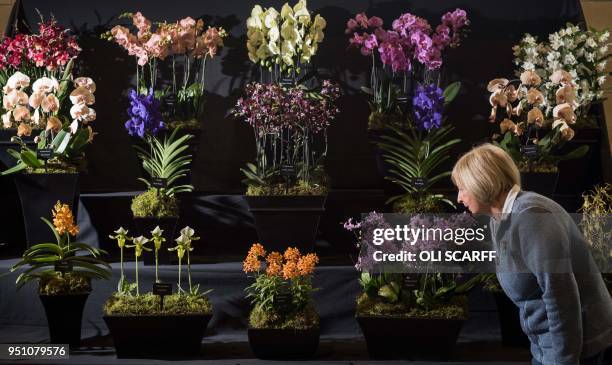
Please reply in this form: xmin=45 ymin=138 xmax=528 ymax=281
xmin=9 ymin=202 xmax=111 ymax=295
xmin=344 ymin=212 xmax=485 ymax=318
xmin=234 ymin=80 xmax=340 ymax=195
xmin=105 ymin=12 xmax=227 ymax=127
xmin=122 ymin=88 xmax=194 ymax=218
xmin=513 ymin=24 xmax=610 ymax=123
xmin=487 ymin=70 xmax=588 ymax=172
xmin=346 ymin=9 xmax=469 ymax=129
xmin=105 ymin=225 xmax=212 ymax=315
xmin=0 ymin=17 xmax=81 ymax=87
xmin=243 ymin=243 xmax=319 ymax=329
xmin=246 ymin=0 xmax=326 ymax=76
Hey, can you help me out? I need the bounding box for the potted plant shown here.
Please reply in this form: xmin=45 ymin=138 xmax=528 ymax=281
xmin=0 ymin=16 xmax=81 ymax=168
xmin=234 ymin=1 xmax=339 ymax=252
xmin=344 ymin=212 xmax=487 ymax=360
xmin=104 ymin=226 xmax=213 ymax=358
xmin=0 ymin=18 xmax=96 ymax=246
xmin=124 ymin=89 xmax=195 ymax=264
xmin=243 ymin=243 xmax=320 ymax=359
xmin=512 ymin=25 xmax=609 ymax=196
xmin=104 ymin=12 xmax=227 ymax=183
xmin=7 ymin=202 xmax=110 ymax=346
xmin=345 ymin=10 xmax=469 ymax=194
xmin=486 ymin=70 xmax=588 ymax=197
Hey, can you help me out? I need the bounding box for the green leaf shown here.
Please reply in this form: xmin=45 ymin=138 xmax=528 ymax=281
xmin=20 ymin=150 xmax=44 ymax=168
xmin=40 ymin=217 xmax=61 ymax=245
xmin=443 ymin=82 xmax=461 ymax=105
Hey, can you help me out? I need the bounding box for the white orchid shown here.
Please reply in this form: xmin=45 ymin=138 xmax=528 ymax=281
xmin=7 ymin=72 xmax=30 ymax=90
xmin=32 ymin=77 xmax=59 ymax=94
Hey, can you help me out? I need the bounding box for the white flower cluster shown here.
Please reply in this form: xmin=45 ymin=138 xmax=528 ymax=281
xmin=513 ymin=24 xmax=610 ymax=118
xmin=246 ymin=0 xmax=326 ymax=71
xmin=1 ymin=71 xmax=96 ymax=138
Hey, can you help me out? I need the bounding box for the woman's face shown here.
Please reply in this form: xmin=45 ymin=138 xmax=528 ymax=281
xmin=457 ymin=185 xmax=490 ymax=214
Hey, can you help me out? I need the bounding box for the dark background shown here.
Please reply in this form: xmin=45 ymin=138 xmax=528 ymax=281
xmin=6 ymin=0 xmax=585 ymax=193
xmin=0 ymin=0 xmax=591 ymax=258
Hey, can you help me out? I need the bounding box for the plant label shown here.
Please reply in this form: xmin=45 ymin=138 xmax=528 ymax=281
xmin=54 ymin=260 xmax=73 ymax=273
xmin=413 ymin=177 xmax=428 ymax=189
xmin=521 ymin=145 xmax=538 ymax=158
xmin=151 ymin=177 xmax=167 ymax=189
xmin=275 ymin=292 xmax=292 ymax=312
xmin=280 ymin=165 xmax=296 ymax=177
xmin=37 ymin=148 xmax=54 ymax=160
xmin=280 ymin=78 xmax=295 ymax=87
xmin=153 ymin=283 xmax=173 ymax=296
xmin=396 ymin=95 xmax=409 ymax=105
xmin=164 ymin=93 xmax=177 ymax=108
xmin=403 ymin=274 xmax=419 ymax=290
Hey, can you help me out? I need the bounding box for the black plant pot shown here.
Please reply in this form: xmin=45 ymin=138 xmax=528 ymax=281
xmin=133 ymin=216 xmax=179 ymax=265
xmin=14 ymin=173 xmax=79 ymax=247
xmin=245 ymin=195 xmax=326 ymax=252
xmin=0 ymin=129 xmax=38 ymax=168
xmin=39 ymin=293 xmax=89 ymax=347
xmin=493 ymin=292 xmax=530 ymax=347
xmin=356 ymin=315 xmax=464 ymax=360
xmin=520 ymin=171 xmax=559 ymax=199
xmin=130 ymin=128 xmax=201 ymax=186
xmin=103 ymin=314 xmax=211 ymax=359
xmin=248 ymin=328 xmax=320 ymax=359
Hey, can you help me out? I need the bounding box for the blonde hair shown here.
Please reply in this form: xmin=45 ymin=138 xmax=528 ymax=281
xmin=451 ymin=143 xmax=520 ymax=205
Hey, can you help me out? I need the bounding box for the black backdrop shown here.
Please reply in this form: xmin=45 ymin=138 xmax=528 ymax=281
xmin=9 ymin=0 xmax=584 ymax=193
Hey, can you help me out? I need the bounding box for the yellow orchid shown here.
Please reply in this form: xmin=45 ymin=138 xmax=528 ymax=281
xmin=127 ymin=236 xmax=152 ymax=258
xmin=150 ymin=226 xmax=166 ymax=250
xmin=108 ymin=227 xmax=130 ymax=249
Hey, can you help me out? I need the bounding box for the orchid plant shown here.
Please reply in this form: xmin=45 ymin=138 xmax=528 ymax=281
xmin=243 ymin=243 xmax=320 ymax=329
xmin=487 ymin=70 xmax=589 ymax=171
xmin=234 ymin=80 xmax=340 ymax=195
xmin=246 ymin=0 xmax=326 ymax=79
xmin=109 ymin=227 xmax=131 ymax=293
xmin=346 ymin=9 xmax=469 ymax=130
xmin=10 ymin=202 xmax=111 ymax=295
xmin=168 ymin=226 xmax=199 ymax=294
xmin=1 ymin=70 xmax=98 ymax=175
xmin=105 ymin=12 xmax=227 ymax=127
xmin=513 ymin=24 xmax=610 ymax=122
xmin=344 ymin=212 xmax=487 ymax=317
xmin=0 ymin=17 xmax=81 ymax=92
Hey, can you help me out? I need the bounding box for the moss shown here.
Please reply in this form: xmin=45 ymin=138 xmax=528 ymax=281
xmin=392 ymin=195 xmax=444 ymax=214
xmin=368 ymin=110 xmax=405 ymax=130
xmin=167 ymin=119 xmax=201 ymax=130
xmin=38 ymin=272 xmax=91 ymax=295
xmin=246 ymin=180 xmax=328 ymax=196
xmin=103 ymin=292 xmax=213 ymax=316
xmin=356 ymin=293 xmax=468 ymax=320
xmin=131 ymin=189 xmax=179 ymax=218
xmin=249 ymin=303 xmax=319 ymax=330
xmin=518 ymin=161 xmax=558 ymax=173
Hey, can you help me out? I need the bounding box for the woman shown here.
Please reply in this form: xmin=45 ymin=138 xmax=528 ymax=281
xmin=451 ymin=143 xmax=612 ymax=365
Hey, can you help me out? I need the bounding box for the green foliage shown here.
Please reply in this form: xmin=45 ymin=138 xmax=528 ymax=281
xmin=134 ymin=127 xmax=194 ymax=197
xmin=103 ymin=292 xmax=213 ymax=316
xmin=131 ymin=189 xmax=179 ymax=218
xmin=249 ymin=302 xmax=319 ymax=330
xmin=356 ymin=292 xmax=468 ymax=319
xmin=245 ymin=275 xmax=316 ymax=314
xmin=246 ymin=179 xmax=328 ymax=196
xmin=358 ymin=272 xmax=487 ymax=315
xmin=494 ymin=127 xmax=589 ymax=171
xmin=379 ymin=124 xmax=460 ymax=209
xmin=38 ymin=271 xmax=91 ymax=295
xmin=2 ymin=127 xmax=92 ymax=176
xmin=9 ymin=218 xmax=111 ymax=292
xmin=481 ymin=274 xmax=503 ymax=293
xmin=392 ymin=194 xmax=445 ymax=214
